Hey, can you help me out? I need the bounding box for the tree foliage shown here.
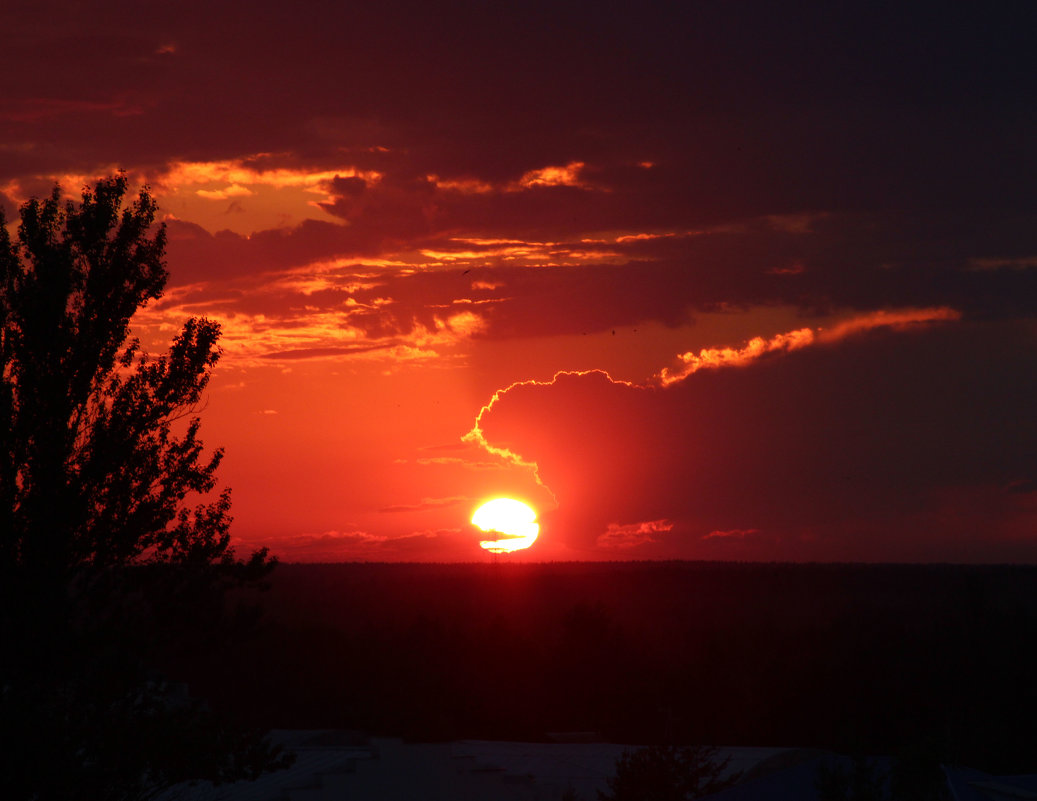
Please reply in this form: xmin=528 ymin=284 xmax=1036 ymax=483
xmin=1 ymin=174 xmax=251 ymax=572
xmin=599 ymin=744 xmax=741 ymax=801
xmin=0 ymin=176 xmax=284 ymax=800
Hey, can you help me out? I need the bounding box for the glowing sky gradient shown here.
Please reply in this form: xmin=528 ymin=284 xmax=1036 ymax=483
xmin=2 ymin=1 xmax=1035 ymax=561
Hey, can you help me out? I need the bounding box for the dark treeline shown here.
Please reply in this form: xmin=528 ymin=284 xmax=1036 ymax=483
xmin=162 ymin=561 xmax=1037 ymax=773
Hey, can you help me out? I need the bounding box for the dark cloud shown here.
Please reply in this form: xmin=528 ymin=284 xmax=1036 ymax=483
xmin=340 ymin=235 xmax=1036 ymax=344
xmin=157 ymin=196 xmax=1037 ymax=344
xmin=317 ymin=173 xmax=439 ymax=246
xmin=478 ymin=320 xmax=1037 ymax=560
xmin=162 ymin=218 xmax=397 ymax=285
xmin=4 ymin=0 xmax=1035 ymax=336
xmin=3 ymin=1 xmax=1035 ymax=211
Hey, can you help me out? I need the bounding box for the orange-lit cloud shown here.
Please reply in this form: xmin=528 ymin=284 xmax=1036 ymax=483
xmin=196 ymin=184 xmax=253 ymax=200
xmin=816 ymin=307 xmax=961 ymax=343
xmin=157 ymin=159 xmax=383 ymax=192
xmin=131 ymin=280 xmax=489 ymax=368
xmin=658 ymin=307 xmax=961 ymax=385
xmin=515 ymin=161 xmax=587 ymax=189
xmin=614 ymin=232 xmax=679 ymax=243
xmin=658 ymin=328 xmax=815 ymax=385
xmin=425 ymin=175 xmax=495 ymax=194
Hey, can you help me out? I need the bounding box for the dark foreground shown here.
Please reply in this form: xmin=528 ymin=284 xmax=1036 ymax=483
xmin=163 ymin=561 xmax=1037 ymax=773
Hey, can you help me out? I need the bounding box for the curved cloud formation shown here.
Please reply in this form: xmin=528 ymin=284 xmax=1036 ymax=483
xmin=474 ymin=316 xmax=1037 ymax=561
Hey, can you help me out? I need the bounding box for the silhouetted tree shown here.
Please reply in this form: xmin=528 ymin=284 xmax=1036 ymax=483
xmin=599 ymin=744 xmax=740 ymax=801
xmin=0 ymin=176 xmax=284 ymax=800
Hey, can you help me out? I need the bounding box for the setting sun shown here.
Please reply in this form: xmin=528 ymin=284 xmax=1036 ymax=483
xmin=472 ymin=498 xmax=539 ymax=554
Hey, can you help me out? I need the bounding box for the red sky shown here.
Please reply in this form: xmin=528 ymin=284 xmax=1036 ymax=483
xmin=3 ymin=1 xmax=1035 ymax=562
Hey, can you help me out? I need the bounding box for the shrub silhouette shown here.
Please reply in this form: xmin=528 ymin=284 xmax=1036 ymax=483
xmin=600 ymin=744 xmax=741 ymax=801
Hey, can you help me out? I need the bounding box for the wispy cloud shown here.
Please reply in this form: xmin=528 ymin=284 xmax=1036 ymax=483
xmin=196 ymin=183 xmax=253 ymax=200
xmin=657 ymin=307 xmax=960 ymax=385
xmin=597 ymin=519 xmax=673 ymax=549
xmin=379 ymin=496 xmax=469 ymax=513
xmin=703 ymin=528 xmax=760 ymax=540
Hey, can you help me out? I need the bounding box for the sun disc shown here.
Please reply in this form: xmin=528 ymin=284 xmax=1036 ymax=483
xmin=472 ymin=498 xmax=539 ymax=553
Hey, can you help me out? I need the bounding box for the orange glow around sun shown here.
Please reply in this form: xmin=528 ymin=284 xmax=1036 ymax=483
xmin=472 ymin=498 xmax=540 ymax=553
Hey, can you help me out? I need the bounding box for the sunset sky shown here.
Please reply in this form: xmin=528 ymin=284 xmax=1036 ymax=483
xmin=3 ymin=1 xmax=1035 ymax=562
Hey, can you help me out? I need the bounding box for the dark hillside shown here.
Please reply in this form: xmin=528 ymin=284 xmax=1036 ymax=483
xmin=162 ymin=561 xmax=1037 ymax=773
